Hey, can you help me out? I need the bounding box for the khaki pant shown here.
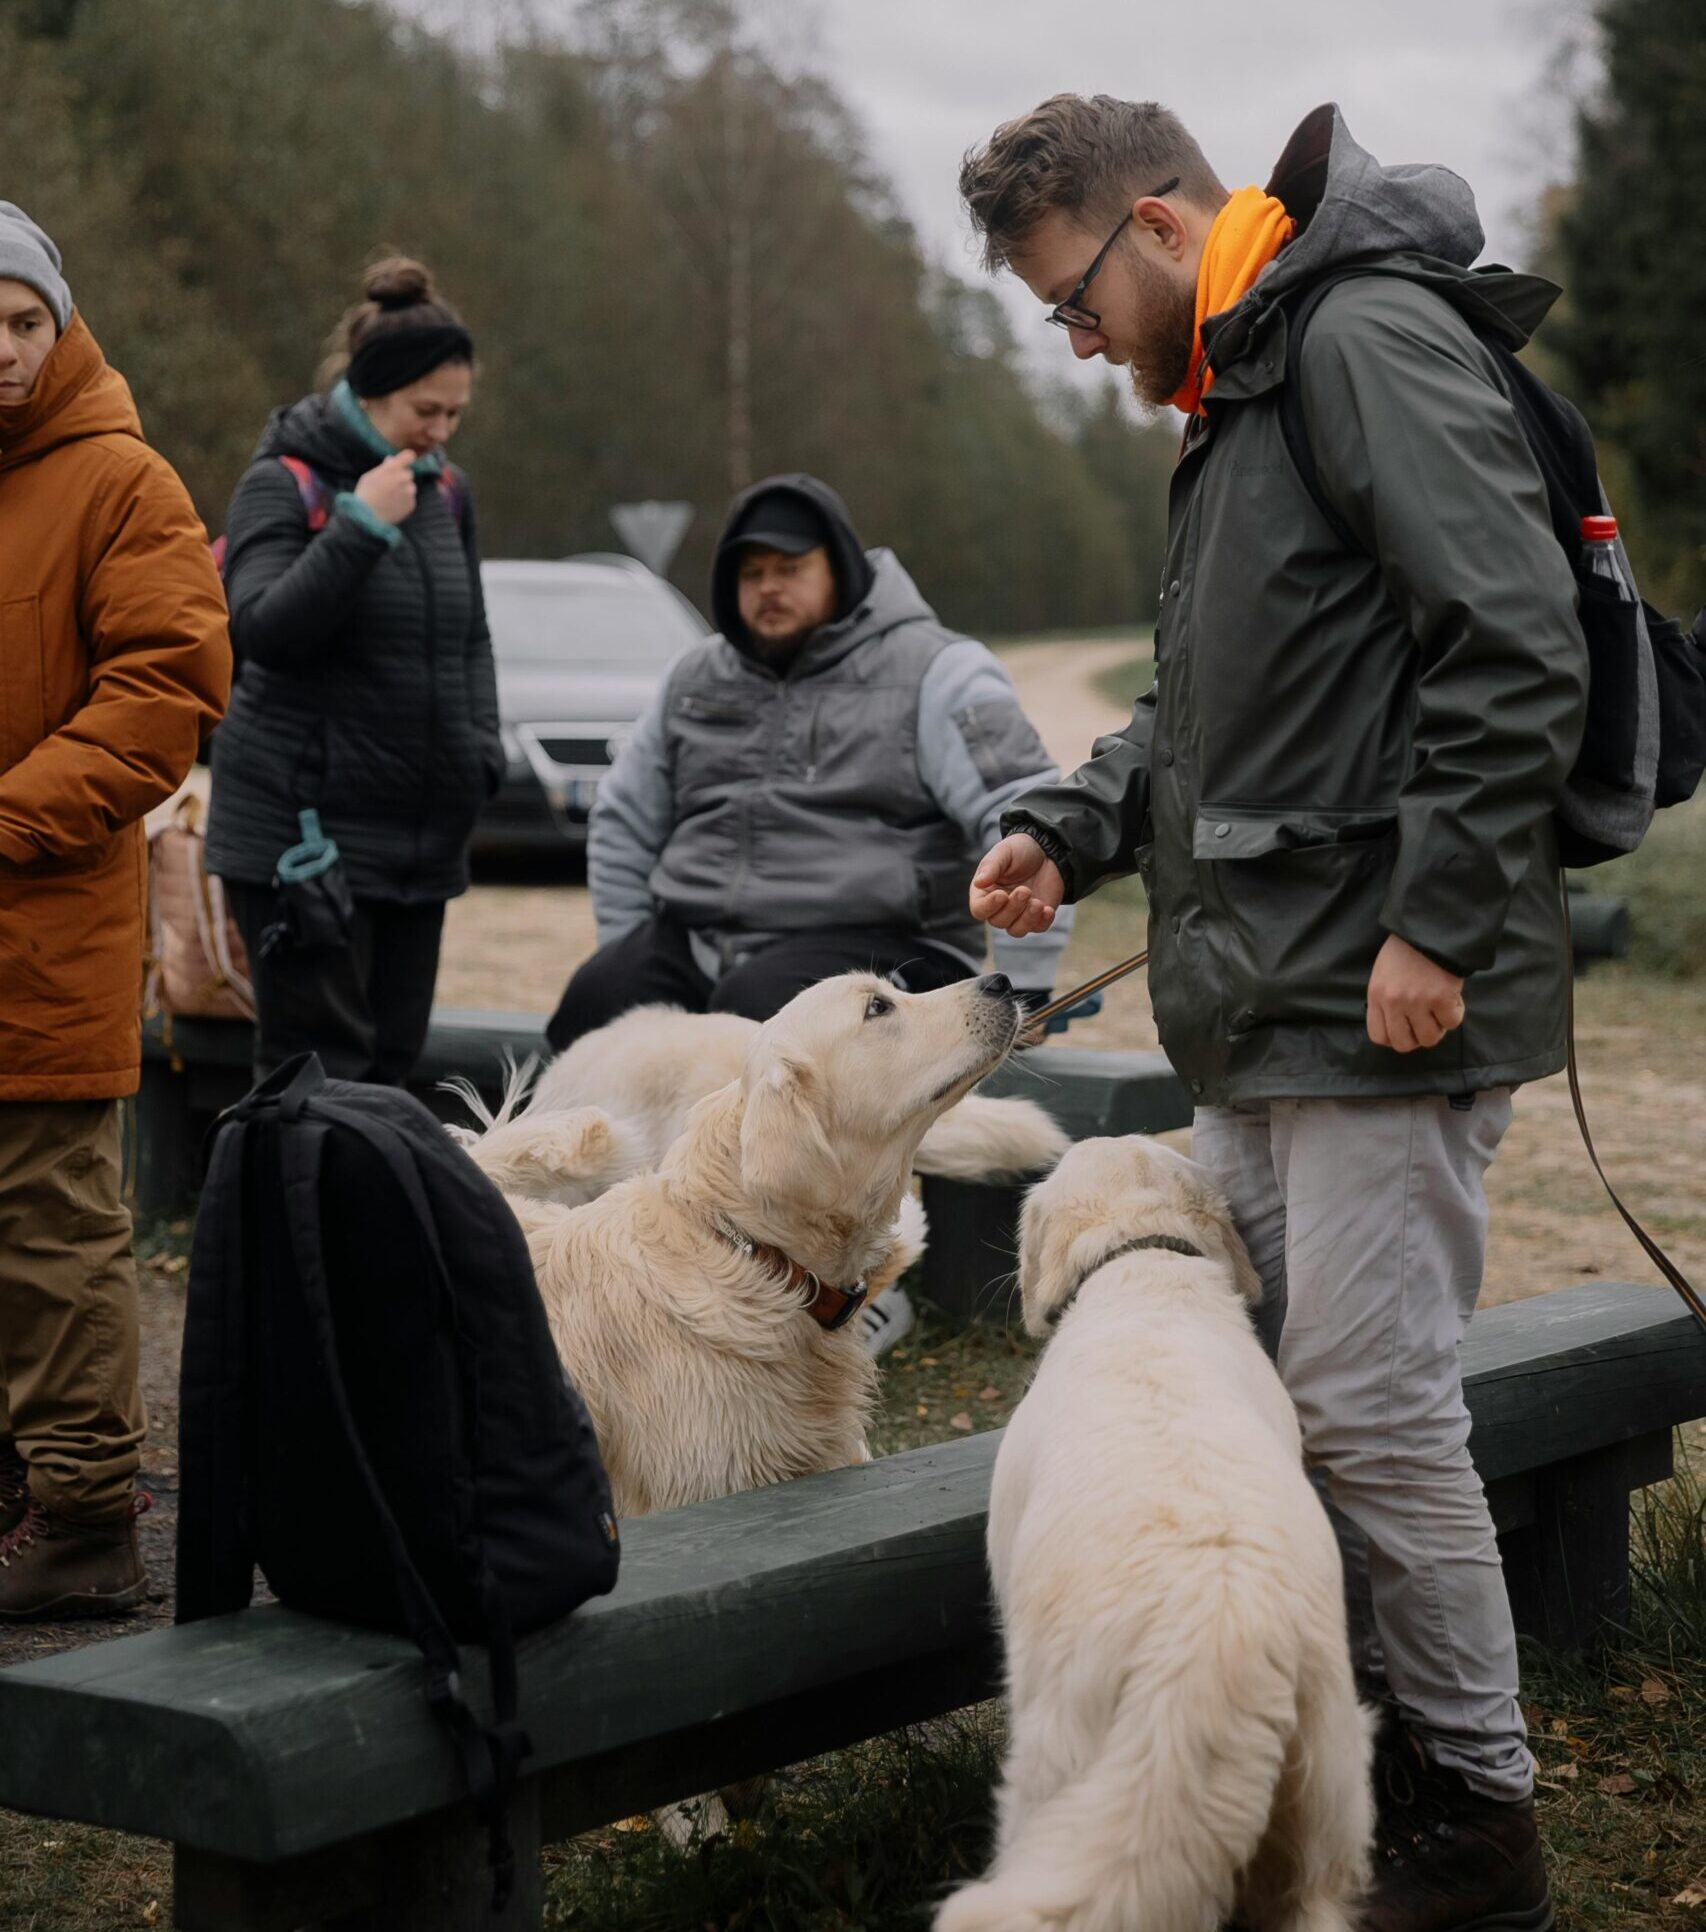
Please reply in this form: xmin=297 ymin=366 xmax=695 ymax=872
xmin=0 ymin=1101 xmax=145 ymax=1521
xmin=1193 ymin=1091 xmax=1531 ymax=1802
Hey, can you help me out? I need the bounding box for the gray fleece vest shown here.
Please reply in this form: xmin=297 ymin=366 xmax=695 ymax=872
xmin=649 ymin=615 xmax=982 ymax=959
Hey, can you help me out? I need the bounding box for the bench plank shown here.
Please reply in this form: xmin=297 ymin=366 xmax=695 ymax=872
xmin=1 ymin=1280 xmax=1699 ymax=1880
xmin=0 ymin=1433 xmax=1000 ymax=1863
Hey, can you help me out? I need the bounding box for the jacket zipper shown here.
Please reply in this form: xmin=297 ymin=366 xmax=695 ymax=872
xmin=405 ymin=516 xmax=438 ymax=892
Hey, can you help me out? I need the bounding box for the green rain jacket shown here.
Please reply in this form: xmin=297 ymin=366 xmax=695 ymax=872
xmin=1007 ymin=104 xmax=1590 ymax=1104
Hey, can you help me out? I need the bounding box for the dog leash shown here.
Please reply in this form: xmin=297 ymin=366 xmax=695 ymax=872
xmin=1020 ymin=949 xmax=1149 ymax=1044
xmin=1561 ymin=879 xmax=1706 ymax=1336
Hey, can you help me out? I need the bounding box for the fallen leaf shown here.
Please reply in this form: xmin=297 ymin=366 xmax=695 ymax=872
xmin=949 ymin=1413 xmax=973 ymax=1431
xmin=142 ymin=1905 xmax=162 ymax=1927
xmin=979 ymin=1386 xmax=1001 ymax=1402
xmin=1671 ymin=1883 xmax=1706 ymax=1908
xmin=952 ymin=1385 xmax=969 ymax=1398
xmin=1597 ymin=1773 xmax=1638 ymax=1796
xmin=611 ymin=1815 xmax=653 ymax=1834
xmin=1641 ymin=1678 xmax=1671 ymax=1706
xmin=920 ymin=1356 xmax=938 ymax=1368
xmin=1609 ymin=1686 xmax=1638 ymax=1704
xmin=1554 ymin=1760 xmax=1579 ymax=1782
xmin=915 ymin=1404 xmax=929 ymax=1418
xmin=1550 ymin=1718 xmax=1570 ymax=1738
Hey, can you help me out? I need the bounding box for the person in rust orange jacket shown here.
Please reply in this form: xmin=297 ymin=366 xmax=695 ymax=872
xmin=0 ymin=203 xmax=230 ymax=1620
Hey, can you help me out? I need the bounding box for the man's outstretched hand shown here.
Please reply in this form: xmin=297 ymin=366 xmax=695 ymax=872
xmin=1367 ymin=933 xmax=1466 ymax=1053
xmin=971 ymin=833 xmax=1064 ymax=937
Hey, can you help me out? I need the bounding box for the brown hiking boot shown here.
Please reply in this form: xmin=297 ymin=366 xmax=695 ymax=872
xmin=1363 ymin=1728 xmax=1555 ymax=1931
xmin=0 ymin=1439 xmax=26 ymax=1537
xmin=0 ymin=1493 xmax=149 ymax=1620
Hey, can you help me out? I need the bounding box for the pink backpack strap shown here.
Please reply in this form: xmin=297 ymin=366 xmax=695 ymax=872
xmin=278 ymin=455 xmax=332 ymax=531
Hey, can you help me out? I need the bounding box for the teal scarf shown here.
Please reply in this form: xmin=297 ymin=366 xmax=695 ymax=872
xmin=330 ymin=378 xmax=446 ymax=478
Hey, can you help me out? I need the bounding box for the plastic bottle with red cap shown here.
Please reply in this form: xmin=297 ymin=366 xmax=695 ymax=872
xmin=1580 ymin=514 xmax=1634 ymax=602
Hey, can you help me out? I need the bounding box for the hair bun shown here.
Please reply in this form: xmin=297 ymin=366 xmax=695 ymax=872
xmin=363 ymin=255 xmax=435 ymax=311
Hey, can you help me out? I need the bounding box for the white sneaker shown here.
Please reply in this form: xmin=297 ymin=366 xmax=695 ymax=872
xmin=860 ymin=1284 xmax=916 ymax=1359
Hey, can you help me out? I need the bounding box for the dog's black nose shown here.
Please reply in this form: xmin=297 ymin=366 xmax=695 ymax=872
xmin=978 ymin=973 xmax=1013 ymax=1000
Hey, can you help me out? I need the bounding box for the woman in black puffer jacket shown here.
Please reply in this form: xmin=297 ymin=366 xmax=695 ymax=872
xmin=207 ymin=256 xmax=500 ymax=1084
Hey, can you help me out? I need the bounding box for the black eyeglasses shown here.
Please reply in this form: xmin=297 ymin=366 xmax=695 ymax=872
xmin=1047 ymin=176 xmax=1181 ymax=332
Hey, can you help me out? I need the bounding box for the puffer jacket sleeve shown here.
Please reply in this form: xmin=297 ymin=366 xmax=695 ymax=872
xmin=587 ymin=674 xmax=676 ymax=944
xmin=222 ymin=458 xmax=396 ymax=672
xmin=457 ymin=485 xmax=503 ymax=797
xmin=1297 ymin=281 xmax=1589 ymax=976
xmin=916 ymin=639 xmax=1074 ymax=989
xmin=0 ymin=448 xmax=230 ymax=866
xmin=1000 ymin=688 xmax=1156 ymax=903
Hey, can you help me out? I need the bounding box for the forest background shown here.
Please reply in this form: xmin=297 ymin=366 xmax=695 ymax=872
xmin=5 ymin=0 xmax=1701 ymax=635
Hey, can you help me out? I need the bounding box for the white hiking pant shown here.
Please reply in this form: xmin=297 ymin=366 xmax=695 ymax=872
xmin=1192 ymin=1091 xmax=1533 ymax=1801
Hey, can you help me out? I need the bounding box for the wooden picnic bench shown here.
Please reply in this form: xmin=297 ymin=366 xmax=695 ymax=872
xmin=1 ymin=1278 xmax=1700 ymax=1930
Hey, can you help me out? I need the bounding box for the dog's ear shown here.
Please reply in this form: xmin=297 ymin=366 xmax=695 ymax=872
xmin=1176 ymin=1168 xmax=1266 ymax=1308
xmin=1016 ymin=1185 xmax=1086 ymax=1337
xmin=738 ymin=1052 xmax=842 ymax=1213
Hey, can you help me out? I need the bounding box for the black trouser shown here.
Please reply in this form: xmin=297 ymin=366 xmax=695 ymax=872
xmin=545 ymin=914 xmax=974 ymax=1052
xmin=226 ymin=882 xmax=446 ymax=1086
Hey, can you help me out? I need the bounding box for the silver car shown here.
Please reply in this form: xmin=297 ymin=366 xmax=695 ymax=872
xmin=474 ymin=555 xmax=707 ymax=855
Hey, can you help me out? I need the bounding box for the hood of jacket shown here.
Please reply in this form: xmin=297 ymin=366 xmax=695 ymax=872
xmin=710 ymin=472 xmax=878 ymax=653
xmin=0 ymin=312 xmax=141 ymax=473
xmin=252 ymin=389 xmax=383 ymax=490
xmin=1203 ymin=104 xmax=1560 ymax=381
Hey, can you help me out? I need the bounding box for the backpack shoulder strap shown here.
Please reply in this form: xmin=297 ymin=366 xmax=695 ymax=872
xmin=1276 ymin=271 xmax=1377 ymax=557
xmin=278 ymin=455 xmax=333 ymax=532
xmin=275 ymin=1091 xmax=528 ymax=1907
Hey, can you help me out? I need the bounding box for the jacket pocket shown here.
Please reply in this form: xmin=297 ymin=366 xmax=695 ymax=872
xmin=1 ymin=597 xmax=46 ymax=776
xmin=1194 ymin=806 xmax=1397 ymax=1034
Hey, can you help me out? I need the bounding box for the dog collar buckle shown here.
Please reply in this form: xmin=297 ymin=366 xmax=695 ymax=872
xmin=801 ymin=1272 xmax=868 ymax=1333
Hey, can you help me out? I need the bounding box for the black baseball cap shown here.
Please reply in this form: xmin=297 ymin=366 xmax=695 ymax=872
xmin=724 ymin=489 xmax=832 ymax=557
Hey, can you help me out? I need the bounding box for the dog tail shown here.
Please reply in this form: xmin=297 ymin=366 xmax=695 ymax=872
xmin=937 ymin=1610 xmax=1300 ymax=1932
xmin=439 ymin=1053 xmax=540 ymax=1139
xmin=876 ymin=1191 xmax=929 ymax=1296
xmin=914 ymin=1096 xmax=1067 ymax=1182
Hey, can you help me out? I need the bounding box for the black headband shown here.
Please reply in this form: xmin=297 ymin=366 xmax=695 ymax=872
xmin=346 ymin=321 xmax=474 ymax=398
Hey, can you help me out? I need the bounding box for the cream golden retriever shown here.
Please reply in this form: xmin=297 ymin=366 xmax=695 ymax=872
xmin=454 ymin=1002 xmax=1066 ymax=1207
xmin=938 ymin=1137 xmax=1372 ymax=1932
xmin=474 ymin=971 xmax=1028 ymax=1519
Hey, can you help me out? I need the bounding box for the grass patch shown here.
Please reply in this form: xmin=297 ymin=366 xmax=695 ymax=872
xmin=542 ymin=1708 xmax=1006 ymax=1930
xmin=0 ymin=1814 xmax=169 ymax=1932
xmin=1575 ymin=792 xmax=1706 ymax=980
xmin=1091 ymin=646 xmax=1156 ymax=712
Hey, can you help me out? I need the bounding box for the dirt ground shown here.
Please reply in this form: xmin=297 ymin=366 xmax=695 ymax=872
xmin=9 ymin=632 xmax=1701 ymax=1674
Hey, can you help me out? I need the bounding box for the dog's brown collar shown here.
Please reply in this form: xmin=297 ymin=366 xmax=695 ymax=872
xmin=711 ymin=1217 xmax=869 ymax=1333
xmin=1054 ymin=1233 xmax=1205 ymax=1324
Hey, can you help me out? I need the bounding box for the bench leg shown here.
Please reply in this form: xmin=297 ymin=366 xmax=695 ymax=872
xmin=1499 ymin=1430 xmax=1673 ymax=1655
xmin=172 ymin=1785 xmax=543 ymax=1931
xmin=916 ymin=1175 xmax=1024 ymax=1324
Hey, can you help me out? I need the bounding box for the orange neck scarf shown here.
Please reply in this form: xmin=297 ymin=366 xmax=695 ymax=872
xmin=1168 ymin=186 xmax=1295 ymax=416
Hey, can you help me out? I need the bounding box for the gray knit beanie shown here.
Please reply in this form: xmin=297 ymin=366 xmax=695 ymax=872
xmin=0 ymin=203 xmax=71 ymax=331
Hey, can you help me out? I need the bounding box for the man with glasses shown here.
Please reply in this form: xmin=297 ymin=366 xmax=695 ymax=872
xmin=961 ymin=99 xmax=1587 ymax=1932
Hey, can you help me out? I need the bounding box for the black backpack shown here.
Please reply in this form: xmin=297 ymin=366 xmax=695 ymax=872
xmin=176 ymin=1054 xmax=620 ymax=1902
xmin=1276 ymin=266 xmax=1706 ymax=866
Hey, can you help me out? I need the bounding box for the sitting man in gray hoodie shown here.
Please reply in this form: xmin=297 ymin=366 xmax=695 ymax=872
xmin=547 ymin=473 xmax=1071 ymax=1050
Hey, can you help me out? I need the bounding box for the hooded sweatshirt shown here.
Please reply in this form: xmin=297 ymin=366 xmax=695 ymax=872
xmin=591 ymin=478 xmax=1072 ymax=989
xmin=0 ymin=314 xmax=230 ymax=1099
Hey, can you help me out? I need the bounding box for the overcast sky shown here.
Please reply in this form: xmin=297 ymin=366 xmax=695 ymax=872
xmin=807 ymin=0 xmax=1589 ymax=392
